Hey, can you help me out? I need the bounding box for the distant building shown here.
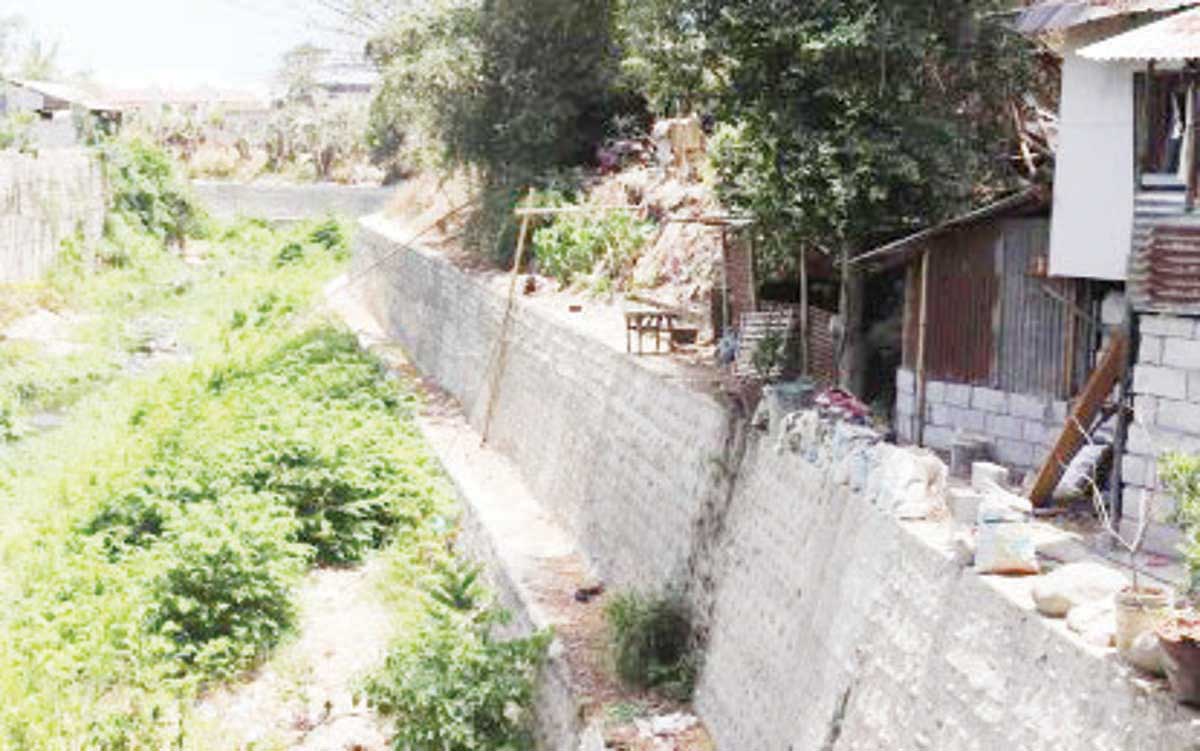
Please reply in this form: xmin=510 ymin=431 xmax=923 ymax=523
xmin=0 ymin=78 xmax=122 ymax=147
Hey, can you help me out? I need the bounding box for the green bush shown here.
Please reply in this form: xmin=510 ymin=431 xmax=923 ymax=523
xmin=145 ymin=494 xmax=307 ymax=677
xmin=0 ymin=112 xmax=36 ymax=153
xmin=365 ymin=598 xmax=551 ymax=751
xmin=1161 ymin=452 xmax=1200 ymax=593
xmin=309 ymin=217 xmax=348 ymax=253
xmin=100 ymin=137 xmax=208 ymax=244
xmin=604 ymin=592 xmax=696 ymax=701
xmin=533 ymin=209 xmax=653 ymax=288
xmin=0 ymin=204 xmax=437 ymax=745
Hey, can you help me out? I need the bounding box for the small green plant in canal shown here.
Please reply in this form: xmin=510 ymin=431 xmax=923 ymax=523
xmin=364 ymin=557 xmax=552 ymax=751
xmin=605 ymin=591 xmax=698 ymax=702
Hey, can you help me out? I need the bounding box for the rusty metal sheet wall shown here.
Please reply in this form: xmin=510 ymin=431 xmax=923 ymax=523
xmin=924 ymin=228 xmax=1000 ymax=385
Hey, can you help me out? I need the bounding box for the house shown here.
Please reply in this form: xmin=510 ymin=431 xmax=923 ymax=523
xmin=1015 ymin=0 xmax=1200 ymax=550
xmin=0 ymin=78 xmax=122 ymax=146
xmin=856 ymin=189 xmax=1114 ymax=474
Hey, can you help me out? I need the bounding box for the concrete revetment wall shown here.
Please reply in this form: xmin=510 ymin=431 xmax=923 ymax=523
xmin=0 ymin=148 xmax=105 ymax=282
xmin=355 ymin=215 xmax=1197 ymax=751
xmin=895 ymin=368 xmax=1069 ymax=473
xmin=193 ymin=180 xmax=394 ymax=223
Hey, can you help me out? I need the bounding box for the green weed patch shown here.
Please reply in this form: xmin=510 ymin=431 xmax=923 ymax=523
xmin=0 ymin=196 xmax=456 ymax=746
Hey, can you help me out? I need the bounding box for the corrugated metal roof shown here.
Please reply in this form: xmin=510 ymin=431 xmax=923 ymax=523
xmin=851 ymin=187 xmax=1049 ymax=271
xmin=1130 ymin=219 xmax=1200 ymax=313
xmin=1015 ymin=0 xmax=1200 ymax=34
xmin=1079 ymin=5 xmax=1200 ymax=58
xmin=6 ymin=78 xmax=117 ymax=112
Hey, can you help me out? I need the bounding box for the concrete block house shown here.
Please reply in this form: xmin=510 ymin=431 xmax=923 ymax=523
xmin=887 ymin=0 xmax=1200 ymax=551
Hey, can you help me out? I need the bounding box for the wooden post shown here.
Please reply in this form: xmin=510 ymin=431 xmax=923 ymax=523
xmin=799 ymin=248 xmax=810 ymax=377
xmin=1109 ymin=300 xmax=1138 ymax=522
xmin=915 ymin=249 xmax=931 ymax=447
xmin=1141 ymin=60 xmax=1156 ymax=177
xmin=748 ymin=233 xmax=759 ymax=312
xmin=1062 ymin=281 xmax=1077 ymax=398
xmin=1188 ymin=78 xmax=1198 ymax=211
xmin=720 ymin=227 xmax=730 ymax=336
xmin=481 ymin=213 xmax=532 ymax=446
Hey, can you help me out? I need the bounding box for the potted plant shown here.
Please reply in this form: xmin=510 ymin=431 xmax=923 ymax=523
xmin=1157 ymin=452 xmax=1200 ymax=705
xmin=1099 ymin=490 xmax=1170 ymax=658
xmin=1075 ymin=427 xmax=1168 ymax=660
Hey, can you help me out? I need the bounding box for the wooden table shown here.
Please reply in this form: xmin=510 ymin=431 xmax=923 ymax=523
xmin=625 ymin=310 xmax=682 ymax=355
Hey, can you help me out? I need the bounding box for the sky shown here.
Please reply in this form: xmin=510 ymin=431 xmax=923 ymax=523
xmin=4 ymin=0 xmax=362 ymax=92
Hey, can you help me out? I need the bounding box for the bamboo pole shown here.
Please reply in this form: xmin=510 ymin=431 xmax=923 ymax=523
xmin=481 ymin=213 xmax=532 ymax=446
xmin=915 ymin=249 xmax=931 ymax=447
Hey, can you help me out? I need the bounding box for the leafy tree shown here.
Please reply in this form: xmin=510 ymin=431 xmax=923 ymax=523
xmin=367 ymin=0 xmax=625 ymax=259
xmin=683 ymin=0 xmax=1030 ymax=256
xmin=0 ymin=15 xmax=60 ymax=80
xmin=18 ymin=35 xmax=58 ymax=80
xmin=634 ymin=0 xmax=1032 ymax=388
xmin=278 ymin=43 xmax=330 ymax=104
xmin=0 ymin=14 xmax=23 ymax=74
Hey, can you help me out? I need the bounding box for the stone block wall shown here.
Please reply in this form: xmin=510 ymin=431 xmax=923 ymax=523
xmin=895 ymin=368 xmax=1068 ymax=473
xmin=193 ymin=180 xmax=394 ymax=223
xmin=697 ymin=420 xmax=1195 ymax=751
xmin=355 ymin=216 xmax=730 ymax=590
xmin=0 ymin=148 xmax=105 ymax=282
xmin=356 ymin=216 xmax=1196 ymax=751
xmin=1126 ymin=312 xmax=1200 ymax=550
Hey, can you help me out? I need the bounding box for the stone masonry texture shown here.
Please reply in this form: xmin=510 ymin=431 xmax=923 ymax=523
xmin=0 ymin=149 xmax=105 ymax=283
xmin=358 ymin=217 xmax=1198 ymax=751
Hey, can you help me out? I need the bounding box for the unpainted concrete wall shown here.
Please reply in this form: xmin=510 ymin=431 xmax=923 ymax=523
xmin=355 ymin=215 xmax=729 ymax=589
xmin=0 ymin=148 xmax=105 ymax=282
xmin=699 ymin=419 xmax=1195 ymax=751
xmin=356 ymin=216 xmax=1197 ymax=751
xmin=193 ymin=180 xmax=394 ymax=223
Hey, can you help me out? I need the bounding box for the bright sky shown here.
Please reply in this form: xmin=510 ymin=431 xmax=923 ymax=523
xmin=5 ymin=0 xmax=355 ymax=91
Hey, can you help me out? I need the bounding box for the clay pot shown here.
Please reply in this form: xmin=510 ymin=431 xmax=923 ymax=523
xmin=1158 ymin=614 xmax=1200 ymax=706
xmin=1115 ymin=586 xmax=1170 ymax=658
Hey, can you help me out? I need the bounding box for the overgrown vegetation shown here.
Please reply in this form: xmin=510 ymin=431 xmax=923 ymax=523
xmin=365 ymin=0 xmax=1032 ymax=273
xmin=0 ymin=111 xmax=36 ymax=153
xmin=364 ymin=559 xmax=552 ymax=751
xmin=99 ymin=136 xmax=209 ymax=246
xmin=605 ymin=592 xmax=697 ymax=702
xmin=367 ymin=0 xmax=627 ymax=261
xmin=0 ymin=164 xmax=461 ymax=745
xmin=533 ymin=205 xmax=654 ymax=291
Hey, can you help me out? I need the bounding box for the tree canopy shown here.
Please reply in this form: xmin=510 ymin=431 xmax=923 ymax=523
xmin=363 ymin=0 xmax=1031 ymax=269
xmin=670 ymin=0 xmax=1033 ymax=270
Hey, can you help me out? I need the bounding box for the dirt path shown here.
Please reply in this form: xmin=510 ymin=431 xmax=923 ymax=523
xmin=191 ymin=558 xmax=395 ymax=750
